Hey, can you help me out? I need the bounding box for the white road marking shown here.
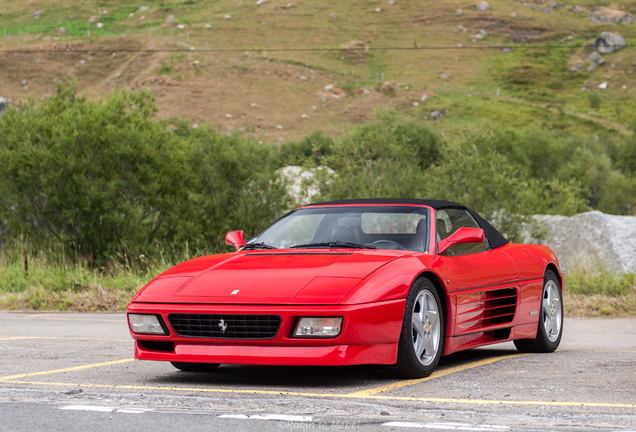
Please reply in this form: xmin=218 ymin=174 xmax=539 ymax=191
xmin=61 ymin=405 xmax=114 ymax=412
xmin=60 ymin=405 xmax=152 ymax=414
xmin=382 ymin=421 xmax=509 ymax=431
xmin=219 ymin=414 xmax=313 ymax=422
xmin=117 ymin=409 xmax=154 ymax=414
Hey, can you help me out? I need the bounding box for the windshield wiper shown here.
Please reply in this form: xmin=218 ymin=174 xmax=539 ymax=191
xmin=291 ymin=241 xmax=376 ymax=249
xmin=241 ymin=242 xmax=277 ymax=250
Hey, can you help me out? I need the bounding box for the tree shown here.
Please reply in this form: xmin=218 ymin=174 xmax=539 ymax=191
xmin=319 ymin=110 xmax=439 ymax=199
xmin=0 ymin=83 xmax=292 ymax=262
xmin=166 ymin=125 xmax=290 ymax=247
xmin=0 ymin=82 xmax=189 ymax=262
xmin=420 ymin=139 xmax=533 ymax=241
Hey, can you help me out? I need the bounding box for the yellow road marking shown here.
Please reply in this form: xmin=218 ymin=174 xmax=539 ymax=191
xmin=0 ymin=358 xmax=135 ymax=382
xmin=20 ymin=313 xmax=51 ymax=318
xmin=345 ymin=353 xmax=527 ymax=397
xmin=3 ymin=380 xmax=635 ymax=409
xmin=0 ymin=336 xmax=128 ymax=342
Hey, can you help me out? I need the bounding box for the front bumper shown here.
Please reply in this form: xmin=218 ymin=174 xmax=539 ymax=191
xmin=127 ymin=299 xmax=405 ymax=366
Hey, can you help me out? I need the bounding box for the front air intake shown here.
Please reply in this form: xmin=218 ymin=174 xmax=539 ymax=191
xmin=168 ymin=314 xmax=281 ymax=339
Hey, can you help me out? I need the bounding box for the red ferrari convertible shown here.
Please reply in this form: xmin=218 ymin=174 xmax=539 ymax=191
xmin=127 ymin=199 xmax=563 ymax=378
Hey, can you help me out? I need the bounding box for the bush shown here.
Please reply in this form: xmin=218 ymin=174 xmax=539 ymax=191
xmin=420 ymin=138 xmax=534 ymax=241
xmin=588 ymin=92 xmax=602 ymax=110
xmin=616 ymin=136 xmax=636 ymax=175
xmin=166 ymin=124 xmax=290 ymax=247
xmin=485 ymin=126 xmax=635 ymax=215
xmin=279 ymin=131 xmax=334 ymax=165
xmin=318 ymin=110 xmax=430 ymax=199
xmin=308 ymin=115 xmax=612 ymax=239
xmin=0 ymin=82 xmax=187 ymax=263
xmin=598 ymin=172 xmax=636 ymax=215
xmin=392 ymin=122 xmax=442 ymax=169
xmin=0 ymin=83 xmax=289 ymax=264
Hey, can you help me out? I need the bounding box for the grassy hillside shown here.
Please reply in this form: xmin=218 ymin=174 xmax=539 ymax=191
xmin=1 ymin=0 xmax=635 ymax=142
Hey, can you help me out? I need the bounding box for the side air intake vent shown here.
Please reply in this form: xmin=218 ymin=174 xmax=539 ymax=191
xmin=455 ymin=288 xmax=517 ymax=334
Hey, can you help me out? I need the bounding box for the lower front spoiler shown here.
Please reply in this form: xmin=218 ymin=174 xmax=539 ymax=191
xmin=134 ymin=341 xmax=398 ymax=366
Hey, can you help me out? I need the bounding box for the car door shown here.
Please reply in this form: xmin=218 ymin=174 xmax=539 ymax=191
xmin=435 ymin=208 xmax=519 ymax=338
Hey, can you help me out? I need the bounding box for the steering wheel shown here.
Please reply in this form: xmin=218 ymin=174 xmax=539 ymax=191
xmin=372 ymin=240 xmax=406 ymax=250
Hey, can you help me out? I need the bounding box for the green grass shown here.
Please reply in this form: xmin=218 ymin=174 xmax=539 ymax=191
xmin=404 ymin=90 xmax=626 ymax=141
xmin=566 ymin=266 xmax=635 ymax=297
xmin=0 ymin=239 xmax=212 ymax=311
xmin=563 ymin=265 xmax=636 ymax=317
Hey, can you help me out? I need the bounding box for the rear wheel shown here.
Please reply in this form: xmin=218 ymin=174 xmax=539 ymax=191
xmin=390 ymin=278 xmax=445 ymax=378
xmin=170 ymin=362 xmax=221 ymax=372
xmin=514 ymin=269 xmax=563 ymax=353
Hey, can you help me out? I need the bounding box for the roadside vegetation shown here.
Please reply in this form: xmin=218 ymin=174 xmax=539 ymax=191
xmin=0 ymin=83 xmax=634 ymax=314
xmin=2 ymin=237 xmax=634 ymax=316
xmin=1 ymin=1 xmax=635 ymax=314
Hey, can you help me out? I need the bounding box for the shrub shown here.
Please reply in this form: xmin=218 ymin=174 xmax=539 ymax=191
xmin=318 ymin=110 xmax=429 ymax=199
xmin=0 ymin=82 xmax=187 ymax=263
xmin=420 ymin=138 xmax=533 ymax=241
xmin=0 ymin=83 xmax=290 ymax=264
xmin=279 ymin=131 xmax=334 ymax=165
xmin=167 ymin=125 xmax=290 ymax=247
xmin=588 ymin=92 xmax=602 ymax=110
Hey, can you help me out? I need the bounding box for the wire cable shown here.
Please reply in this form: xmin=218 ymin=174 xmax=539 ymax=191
xmin=1 ymin=43 xmax=631 ymax=54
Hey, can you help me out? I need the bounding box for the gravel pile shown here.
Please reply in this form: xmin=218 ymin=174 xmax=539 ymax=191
xmin=524 ymin=211 xmax=636 ymax=274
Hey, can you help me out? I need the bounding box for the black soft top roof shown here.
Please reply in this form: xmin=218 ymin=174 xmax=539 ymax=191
xmin=304 ymin=198 xmax=509 ymax=249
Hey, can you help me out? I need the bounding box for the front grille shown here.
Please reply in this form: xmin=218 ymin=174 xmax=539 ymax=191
xmin=168 ymin=314 xmax=281 ymax=339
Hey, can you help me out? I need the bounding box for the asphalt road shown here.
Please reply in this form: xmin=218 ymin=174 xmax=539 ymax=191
xmin=0 ymin=311 xmax=635 ymax=432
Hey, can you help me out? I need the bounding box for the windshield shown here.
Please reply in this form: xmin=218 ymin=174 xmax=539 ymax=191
xmin=248 ymin=206 xmax=430 ymax=252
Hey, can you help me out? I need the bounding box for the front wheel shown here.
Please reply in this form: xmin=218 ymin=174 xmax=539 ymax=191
xmin=171 ymin=362 xmax=221 ymax=372
xmin=390 ymin=278 xmax=445 ymax=378
xmin=514 ymin=269 xmax=563 ymax=353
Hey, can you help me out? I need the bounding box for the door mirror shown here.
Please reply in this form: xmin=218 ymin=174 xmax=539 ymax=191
xmin=225 ymin=230 xmax=246 ymax=250
xmin=438 ymin=227 xmax=485 ymax=255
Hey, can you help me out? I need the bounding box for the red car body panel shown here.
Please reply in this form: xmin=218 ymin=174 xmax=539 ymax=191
xmin=128 ymin=300 xmax=405 ymax=365
xmin=133 ymin=251 xmax=406 ymax=305
xmin=127 ymin=201 xmax=562 ymax=367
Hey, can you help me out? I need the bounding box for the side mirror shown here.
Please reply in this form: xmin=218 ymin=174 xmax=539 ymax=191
xmin=437 ymin=227 xmax=485 ymax=255
xmin=225 ymin=230 xmax=246 ymax=250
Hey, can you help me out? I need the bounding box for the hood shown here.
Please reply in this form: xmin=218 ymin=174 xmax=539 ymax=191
xmin=133 ymin=250 xmax=407 ymax=305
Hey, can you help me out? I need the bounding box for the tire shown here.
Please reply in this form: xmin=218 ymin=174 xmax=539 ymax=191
xmin=514 ymin=270 xmax=563 ymax=353
xmin=170 ymin=362 xmax=221 ymax=372
xmin=390 ymin=278 xmax=445 ymax=378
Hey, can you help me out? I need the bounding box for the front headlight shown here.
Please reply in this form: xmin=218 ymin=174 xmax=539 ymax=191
xmin=293 ymin=317 xmax=342 ymax=338
xmin=128 ymin=314 xmax=169 ymax=335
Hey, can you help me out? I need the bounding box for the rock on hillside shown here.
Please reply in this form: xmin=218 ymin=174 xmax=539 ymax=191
xmin=524 ymin=211 xmax=636 ymax=274
xmin=594 ymin=32 xmax=626 ymax=54
xmin=277 ymin=166 xmax=335 ymax=206
xmin=588 ymin=6 xmax=635 ymax=24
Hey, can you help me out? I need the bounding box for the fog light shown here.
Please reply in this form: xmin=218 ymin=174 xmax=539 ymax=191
xmin=128 ymin=314 xmax=168 ymax=335
xmin=293 ymin=317 xmax=342 ymax=338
